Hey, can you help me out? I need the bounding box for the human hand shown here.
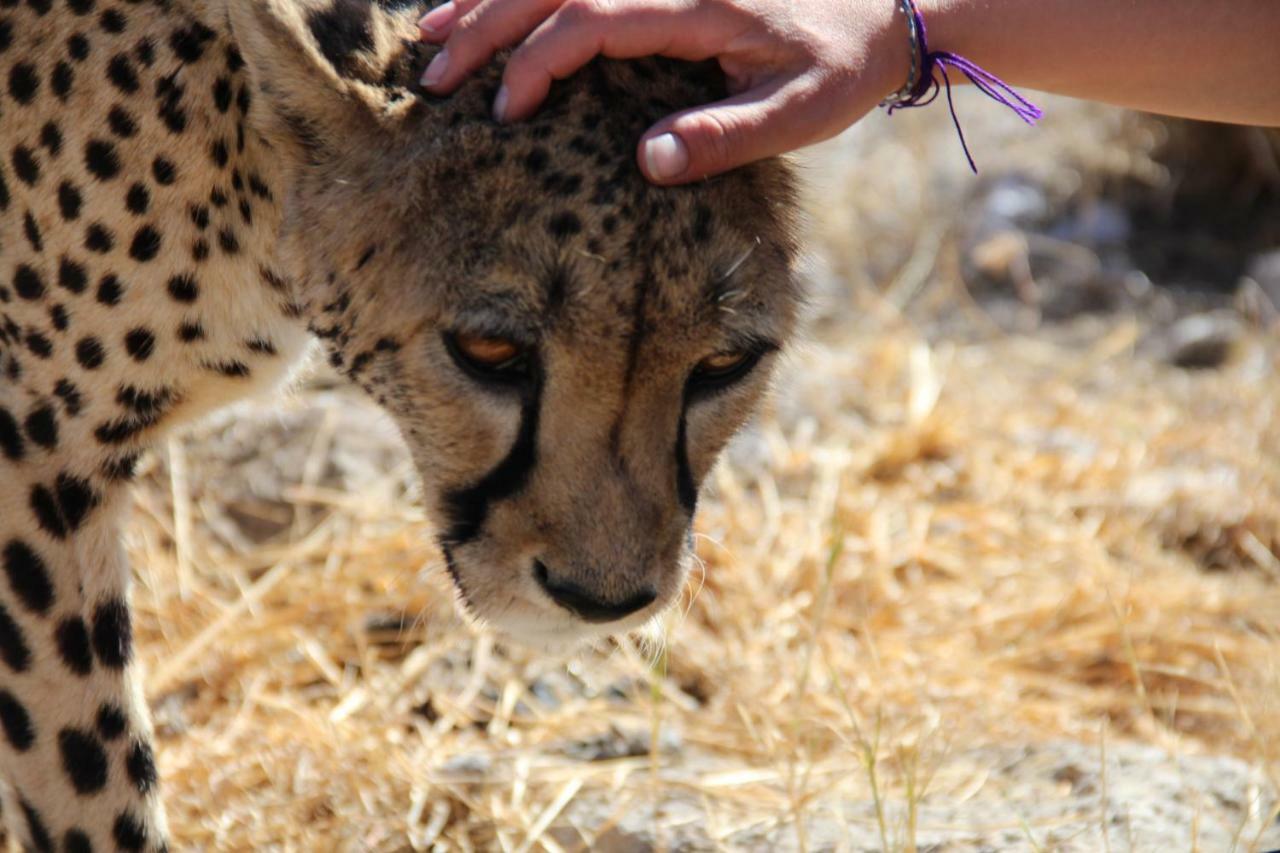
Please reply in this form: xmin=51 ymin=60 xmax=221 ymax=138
xmin=418 ymin=0 xmax=913 ymax=184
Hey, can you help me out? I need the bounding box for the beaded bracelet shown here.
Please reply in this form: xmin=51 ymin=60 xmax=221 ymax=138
xmin=881 ymin=0 xmax=1043 ymax=172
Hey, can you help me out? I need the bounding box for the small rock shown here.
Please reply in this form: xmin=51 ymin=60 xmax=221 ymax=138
xmin=437 ymin=753 xmax=491 ymax=777
xmin=562 ymin=724 xmax=682 ymax=762
xmin=1163 ymin=312 xmax=1242 ymax=370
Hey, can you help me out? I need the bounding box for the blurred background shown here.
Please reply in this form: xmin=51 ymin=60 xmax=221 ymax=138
xmin=128 ymin=94 xmax=1280 ymax=850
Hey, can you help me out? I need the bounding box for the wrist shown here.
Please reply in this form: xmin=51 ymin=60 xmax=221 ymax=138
xmin=870 ymin=0 xmax=919 ymax=101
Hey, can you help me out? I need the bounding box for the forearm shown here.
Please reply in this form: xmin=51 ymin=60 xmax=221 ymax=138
xmin=920 ymin=0 xmax=1280 ymax=126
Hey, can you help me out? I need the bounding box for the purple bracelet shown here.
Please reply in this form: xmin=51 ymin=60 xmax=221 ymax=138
xmin=881 ymin=0 xmax=1043 ymax=172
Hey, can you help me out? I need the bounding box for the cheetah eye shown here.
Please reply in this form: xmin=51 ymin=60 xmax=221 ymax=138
xmin=443 ymin=331 xmax=534 ymax=387
xmin=687 ymin=345 xmax=772 ymax=396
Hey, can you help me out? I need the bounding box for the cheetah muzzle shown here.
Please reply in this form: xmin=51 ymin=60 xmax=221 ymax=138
xmin=0 ymin=0 xmax=801 ymax=847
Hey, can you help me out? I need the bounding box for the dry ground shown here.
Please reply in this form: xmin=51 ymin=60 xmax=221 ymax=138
xmin=122 ymin=96 xmax=1280 ymax=850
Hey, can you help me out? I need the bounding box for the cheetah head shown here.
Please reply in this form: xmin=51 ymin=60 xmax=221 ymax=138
xmin=230 ymin=0 xmax=802 ymax=646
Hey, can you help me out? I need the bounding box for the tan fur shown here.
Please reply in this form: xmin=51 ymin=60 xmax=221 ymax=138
xmin=0 ymin=0 xmax=801 ymax=846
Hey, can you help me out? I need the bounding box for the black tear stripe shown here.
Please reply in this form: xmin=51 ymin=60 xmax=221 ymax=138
xmin=674 ymin=408 xmax=697 ymax=515
xmin=439 ymin=544 xmax=475 ymax=615
xmin=442 ymin=379 xmax=543 ymax=547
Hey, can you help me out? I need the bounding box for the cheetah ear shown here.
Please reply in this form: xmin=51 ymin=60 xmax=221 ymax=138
xmin=226 ymin=0 xmax=393 ymax=162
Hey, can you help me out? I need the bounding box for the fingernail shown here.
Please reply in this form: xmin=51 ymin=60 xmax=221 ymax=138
xmin=420 ymin=48 xmax=448 ymax=88
xmin=492 ymin=85 xmax=509 ymax=122
xmin=643 ymin=133 xmax=689 ymax=180
xmin=419 ymin=2 xmax=456 ymax=35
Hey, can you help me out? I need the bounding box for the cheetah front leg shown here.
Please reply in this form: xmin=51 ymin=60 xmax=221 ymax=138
xmin=0 ymin=468 xmax=168 ymax=852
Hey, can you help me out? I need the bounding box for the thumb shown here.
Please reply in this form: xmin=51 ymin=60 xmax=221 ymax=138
xmin=637 ymin=75 xmax=829 ymax=184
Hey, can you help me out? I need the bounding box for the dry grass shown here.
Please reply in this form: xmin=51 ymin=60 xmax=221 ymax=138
xmin=123 ymin=99 xmax=1280 ymax=850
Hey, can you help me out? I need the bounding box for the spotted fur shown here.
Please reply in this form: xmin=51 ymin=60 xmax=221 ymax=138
xmin=0 ymin=0 xmax=801 ymax=846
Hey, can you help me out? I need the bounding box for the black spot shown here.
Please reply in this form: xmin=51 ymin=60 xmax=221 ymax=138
xmin=98 ymin=6 xmax=125 ymax=32
xmin=58 ymin=181 xmax=83 ymax=220
xmin=0 ymin=18 xmax=10 ymax=53
xmin=63 ymin=829 xmax=93 ymax=853
xmin=210 ymin=137 xmax=229 ymax=168
xmin=54 ymin=379 xmax=83 ymax=415
xmin=7 ymin=61 xmax=38 ymax=103
xmin=547 ymin=211 xmax=582 ymax=239
xmin=152 ymin=156 xmax=177 ymax=185
xmin=26 ymin=330 xmax=52 ymax=358
xmin=116 ymin=384 xmax=174 ymax=418
xmin=97 ymin=274 xmax=124 ymax=305
xmin=209 ymin=187 xmax=228 ymax=207
xmin=129 ymin=225 xmax=161 ymax=261
xmin=238 ymin=198 xmax=252 ymax=225
xmin=354 ymin=246 xmax=376 ymax=270
xmin=0 ymin=162 xmax=8 ymax=210
xmin=134 ymin=35 xmax=154 ymax=66
xmin=246 ymin=337 xmax=275 ymax=355
xmin=22 ymin=211 xmax=42 ymax=250
xmin=169 ymin=21 xmax=215 ymax=63
xmin=27 ymin=0 xmax=52 ymax=13
xmin=126 ymin=740 xmax=157 ymax=794
xmin=0 ymin=604 xmax=31 ymax=672
xmin=3 ymin=539 xmax=53 ymax=614
xmin=125 ymin=182 xmax=149 ymax=214
xmin=692 ymin=204 xmax=713 ymax=243
xmin=0 ymin=406 xmax=23 ymax=460
xmin=39 ymin=121 xmax=62 ymax=155
xmin=92 ymin=598 xmax=131 ymax=667
xmin=12 ymin=145 xmax=39 ymax=184
xmin=58 ymin=727 xmax=109 ymax=794
xmin=96 ymin=702 xmax=127 ymax=739
xmin=182 ymin=208 xmax=209 ymax=237
xmin=59 ymin=257 xmax=88 ymax=293
xmin=523 ymin=147 xmax=549 ymax=174
xmin=0 ymin=690 xmax=34 ymax=750
xmin=204 ymin=360 xmax=249 ymax=378
xmin=106 ymin=52 xmax=138 ymax=92
xmin=23 ymin=404 xmax=57 ymax=449
xmin=101 ymin=452 xmax=139 ymax=481
xmin=177 ymin=321 xmax=203 ymax=342
xmin=20 ymin=799 xmax=51 ymax=853
xmin=217 ymin=227 xmax=238 ymax=254
xmin=191 ymin=239 xmax=209 ymax=262
xmin=166 ymin=273 xmax=198 ymax=303
xmin=112 ymin=811 xmax=146 ymax=852
xmin=124 ymin=328 xmax=155 ymax=361
xmin=85 ymin=139 xmax=121 ymax=179
xmin=13 ymin=264 xmax=44 ymax=300
xmin=75 ymin=336 xmax=105 ymax=369
xmin=248 ymin=173 xmax=272 ymax=200
xmin=158 ymin=95 xmax=187 ymax=134
xmin=55 ymin=473 xmax=98 ymax=531
xmin=67 ymin=31 xmax=91 ymax=58
xmin=49 ymin=303 xmax=69 ymax=332
xmin=52 ymin=60 xmax=74 ymax=99
xmin=107 ymin=105 xmax=137 ymax=137
xmin=212 ymin=75 xmax=232 ymax=111
xmin=307 ymin=1 xmax=374 ymax=76
xmin=85 ymin=222 xmax=114 ymax=253
xmin=55 ymin=616 xmax=93 ymax=675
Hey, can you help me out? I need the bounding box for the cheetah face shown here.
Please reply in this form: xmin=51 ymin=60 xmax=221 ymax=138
xmin=232 ymin=0 xmax=801 ymax=645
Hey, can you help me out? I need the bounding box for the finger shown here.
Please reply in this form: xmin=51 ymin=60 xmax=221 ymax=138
xmin=638 ymin=74 xmax=842 ymax=183
xmin=419 ymin=1 xmax=472 ymax=41
xmin=498 ymin=0 xmax=734 ymax=121
xmin=421 ymin=0 xmax=568 ymax=92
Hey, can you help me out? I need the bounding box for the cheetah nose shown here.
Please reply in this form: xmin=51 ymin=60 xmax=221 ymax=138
xmin=533 ymin=561 xmax=657 ymax=624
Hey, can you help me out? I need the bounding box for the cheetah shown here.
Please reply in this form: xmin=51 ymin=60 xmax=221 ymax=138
xmin=0 ymin=0 xmax=801 ymax=847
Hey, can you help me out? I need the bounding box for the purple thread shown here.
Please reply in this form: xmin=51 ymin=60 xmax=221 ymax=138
xmin=886 ymin=0 xmax=1043 ymax=172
